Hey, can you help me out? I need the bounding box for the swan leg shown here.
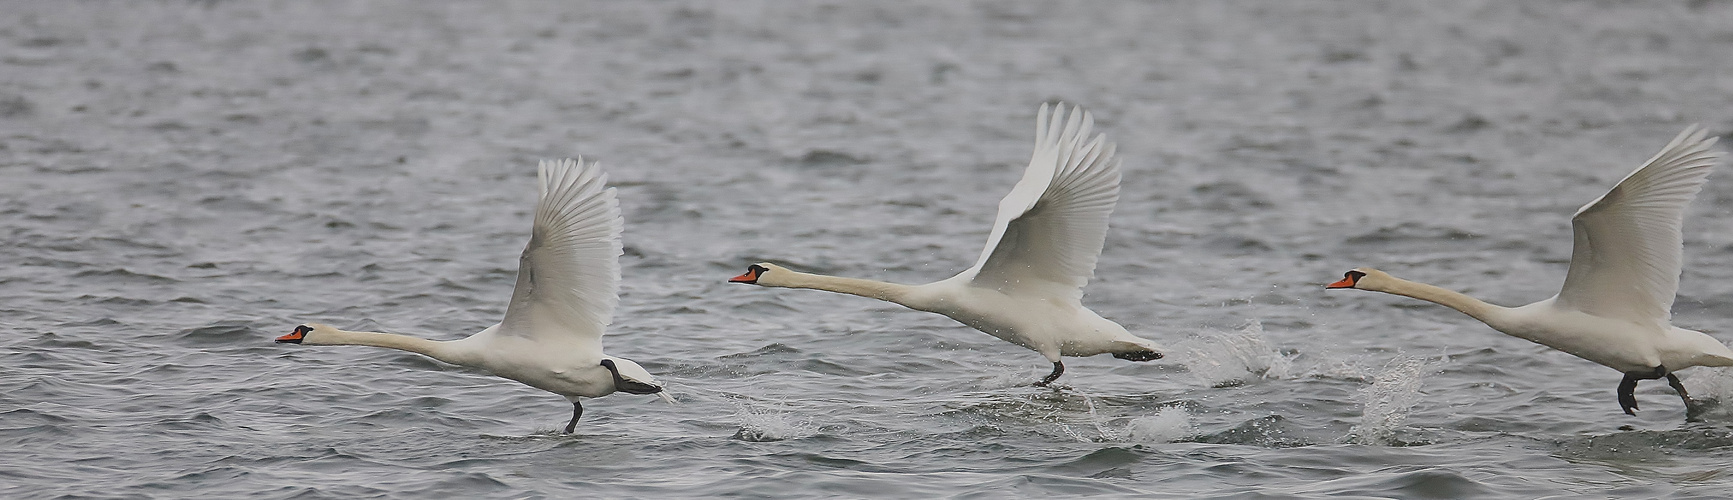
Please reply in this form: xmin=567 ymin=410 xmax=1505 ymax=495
xmin=564 ymin=401 xmax=584 ymax=434
xmin=1666 ymin=373 xmax=1703 ymax=421
xmin=1618 ymin=367 xmax=1667 ymax=416
xmin=1034 ymin=361 xmax=1065 ymax=387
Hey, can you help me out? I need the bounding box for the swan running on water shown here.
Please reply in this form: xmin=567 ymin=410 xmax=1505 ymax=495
xmin=1328 ymin=126 xmax=1730 ymax=417
xmin=277 ymin=158 xmax=672 ymax=433
xmin=731 ymin=103 xmax=1164 ymax=386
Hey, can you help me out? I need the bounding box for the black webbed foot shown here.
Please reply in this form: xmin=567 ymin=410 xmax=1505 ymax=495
xmin=1113 ymin=350 xmax=1163 ymax=362
xmin=1033 ymin=361 xmax=1065 ymax=387
xmin=1618 ymin=374 xmax=1640 ymax=415
xmin=1618 ymin=367 xmax=1668 ymax=416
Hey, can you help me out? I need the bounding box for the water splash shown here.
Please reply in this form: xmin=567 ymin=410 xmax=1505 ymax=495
xmin=1300 ymin=356 xmax=1371 ymax=381
xmin=981 ymin=362 xmax=1041 ymax=390
xmin=1051 ymin=387 xmax=1126 ymax=442
xmin=732 ymin=400 xmax=816 ymax=442
xmin=1180 ymin=320 xmax=1294 ymax=387
xmin=1683 ymin=366 xmax=1733 ymax=399
xmin=1681 ymin=366 xmax=1733 ymax=420
xmin=1077 ymin=388 xmax=1117 ymax=441
xmin=1044 ymin=388 xmax=1193 ymax=444
xmin=1346 ymin=353 xmax=1442 ymax=445
xmin=1123 ymin=406 xmax=1195 ymax=444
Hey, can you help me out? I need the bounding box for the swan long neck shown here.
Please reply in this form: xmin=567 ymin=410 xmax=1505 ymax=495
xmin=1371 ymin=276 xmax=1506 ymax=325
xmin=316 ymin=329 xmax=476 ymax=366
xmin=772 ymin=271 xmax=919 ymax=307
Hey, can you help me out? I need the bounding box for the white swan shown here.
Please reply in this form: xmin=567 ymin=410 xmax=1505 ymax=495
xmin=729 ymin=103 xmax=1164 ymax=386
xmin=276 ymin=158 xmax=672 ymax=433
xmin=1327 ymin=126 xmax=1730 ymax=417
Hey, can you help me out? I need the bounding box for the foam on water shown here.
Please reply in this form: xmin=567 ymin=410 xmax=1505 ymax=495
xmin=731 ymin=400 xmax=817 ymax=442
xmin=1122 ymin=406 xmax=1195 ymax=444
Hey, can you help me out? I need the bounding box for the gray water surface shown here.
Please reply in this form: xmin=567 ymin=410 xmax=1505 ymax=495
xmin=7 ymin=1 xmax=1733 ymax=498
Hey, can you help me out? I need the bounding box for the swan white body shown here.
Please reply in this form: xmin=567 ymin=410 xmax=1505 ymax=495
xmin=1329 ymin=126 xmax=1731 ymax=416
xmin=732 ymin=104 xmax=1164 ymax=385
xmin=277 ymin=159 xmax=670 ymax=432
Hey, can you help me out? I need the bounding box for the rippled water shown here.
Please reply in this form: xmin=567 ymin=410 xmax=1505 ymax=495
xmin=7 ymin=1 xmax=1733 ymax=498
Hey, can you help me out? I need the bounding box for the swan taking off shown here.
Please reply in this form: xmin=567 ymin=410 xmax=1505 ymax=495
xmin=276 ymin=158 xmax=672 ymax=433
xmin=1328 ymin=126 xmax=1730 ymax=418
xmin=730 ymin=103 xmax=1164 ymax=386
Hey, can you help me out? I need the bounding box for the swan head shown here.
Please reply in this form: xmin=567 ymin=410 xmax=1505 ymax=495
xmin=1325 ymin=268 xmax=1392 ymax=290
xmin=275 ymin=323 xmax=338 ymax=345
xmin=728 ymin=262 xmax=789 ymax=286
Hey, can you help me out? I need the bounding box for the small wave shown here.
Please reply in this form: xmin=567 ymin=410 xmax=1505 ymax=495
xmin=1193 ymin=414 xmax=1309 ymax=448
xmin=1299 ymin=469 xmax=1492 ymax=498
xmin=1560 ymin=426 xmax=1733 ymax=459
xmin=0 ymin=407 xmax=73 ymax=427
xmin=1342 ymin=221 xmax=1482 ymax=247
xmin=71 ymin=268 xmax=181 ymax=284
xmin=792 ymin=149 xmax=868 ymax=168
xmin=176 ymin=320 xmax=261 ymax=346
xmin=718 ymin=342 xmax=803 ymax=359
xmin=1346 ymin=353 xmax=1442 ymax=445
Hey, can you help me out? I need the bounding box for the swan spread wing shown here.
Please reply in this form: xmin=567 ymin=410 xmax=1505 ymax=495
xmin=965 ymin=103 xmax=1121 ymax=299
xmin=1556 ymin=126 xmax=1720 ymax=324
xmin=499 ymin=158 xmax=624 ymax=354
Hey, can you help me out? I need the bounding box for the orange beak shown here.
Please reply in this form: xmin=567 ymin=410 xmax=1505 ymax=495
xmin=276 ymin=325 xmax=310 ymax=344
xmin=728 ymin=269 xmax=760 ymax=283
xmin=1325 ymin=276 xmax=1357 ymax=289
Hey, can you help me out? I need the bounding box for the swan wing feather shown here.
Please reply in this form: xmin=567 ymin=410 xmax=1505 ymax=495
xmin=499 ymin=158 xmax=623 ymax=355
xmin=1557 ymin=126 xmax=1720 ymax=323
xmin=964 ymin=103 xmax=1121 ymax=299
